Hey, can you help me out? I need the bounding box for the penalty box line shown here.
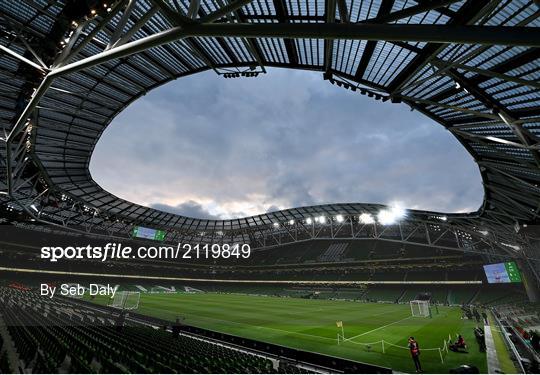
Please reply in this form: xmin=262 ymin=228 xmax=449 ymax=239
xmin=343 ymin=316 xmax=412 ymax=343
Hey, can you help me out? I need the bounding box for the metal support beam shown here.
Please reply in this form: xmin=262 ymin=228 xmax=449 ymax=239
xmin=178 ymin=24 xmax=540 ymax=46
xmin=272 ymin=0 xmax=298 ymax=65
xmin=0 ymin=44 xmax=46 ymax=72
xmin=188 ymin=0 xmax=201 ymax=19
xmin=107 ymin=0 xmax=138 ymax=50
xmin=7 ymin=24 xmax=540 ymax=85
xmin=366 ymin=0 xmax=462 ymax=24
xmin=432 ymin=60 xmax=540 ymax=90
xmin=323 ymin=0 xmax=337 ymax=72
xmin=151 ymin=0 xmax=196 ymax=25
xmin=149 ymin=0 xmax=219 ymax=73
xmin=387 ymin=0 xmax=494 ymax=93
xmin=354 ymin=0 xmax=394 ymax=80
xmin=53 ymin=0 xmax=128 ymax=67
xmin=336 ymin=0 xmax=349 ymax=22
xmin=114 ymin=6 xmax=160 ymax=48
xmin=200 ymin=0 xmax=256 ymax=22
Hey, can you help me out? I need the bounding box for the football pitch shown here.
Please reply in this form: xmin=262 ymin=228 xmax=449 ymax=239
xmin=90 ymin=292 xmax=487 ymax=373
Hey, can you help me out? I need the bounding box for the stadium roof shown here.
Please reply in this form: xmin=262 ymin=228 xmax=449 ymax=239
xmin=1 ymin=0 xmax=539 ymax=265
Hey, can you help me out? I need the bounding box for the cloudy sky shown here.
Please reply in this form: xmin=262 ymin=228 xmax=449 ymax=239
xmin=90 ymin=68 xmax=483 ymax=220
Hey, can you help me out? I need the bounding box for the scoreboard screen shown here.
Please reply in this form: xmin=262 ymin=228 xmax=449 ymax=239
xmin=132 ymin=226 xmax=166 ymax=241
xmin=483 ymin=261 xmax=522 ymax=283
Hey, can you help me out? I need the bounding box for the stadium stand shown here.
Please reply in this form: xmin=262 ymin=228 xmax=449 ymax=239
xmin=0 ymin=287 xmax=306 ymax=373
xmin=492 ymin=304 xmax=540 ymax=372
xmin=317 ymin=243 xmax=349 ymax=262
xmin=1 ymin=0 xmax=540 ymax=373
xmin=0 ymin=286 xmax=389 ymax=374
xmin=0 ymin=228 xmax=492 ymax=286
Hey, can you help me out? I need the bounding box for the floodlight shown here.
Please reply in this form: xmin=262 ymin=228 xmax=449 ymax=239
xmin=273 ymin=222 xmax=279 ymax=228
xmin=501 ymin=242 xmax=520 ymax=251
xmin=315 ymin=215 xmax=326 ymax=224
xmin=30 ymin=204 xmax=38 ymax=212
xmin=359 ymin=213 xmax=374 ymax=224
xmin=306 ymin=218 xmax=313 ymax=225
xmin=440 ymin=216 xmax=448 ymax=221
xmin=377 ymin=209 xmax=394 ymax=225
xmin=377 ymin=203 xmax=406 ymax=225
xmin=288 ymin=219 xmax=295 ymax=225
xmin=335 ymin=215 xmax=344 ymax=223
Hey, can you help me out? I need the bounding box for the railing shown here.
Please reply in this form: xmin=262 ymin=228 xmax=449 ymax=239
xmin=491 ymin=308 xmax=530 ymax=374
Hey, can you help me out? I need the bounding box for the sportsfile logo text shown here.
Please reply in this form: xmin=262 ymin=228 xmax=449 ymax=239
xmin=40 ymin=243 xmax=251 ymax=262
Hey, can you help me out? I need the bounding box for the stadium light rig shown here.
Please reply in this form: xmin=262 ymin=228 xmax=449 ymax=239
xmin=335 ymin=215 xmax=344 ymax=223
xmin=325 ymin=74 xmax=390 ymax=101
xmin=501 ymin=242 xmax=521 ymax=251
xmin=377 ymin=203 xmax=406 ymax=225
xmin=288 ymin=219 xmax=295 ymax=225
xmin=429 ymin=215 xmax=448 ymax=222
xmin=359 ymin=213 xmax=375 ymax=224
xmin=222 ymin=70 xmax=264 ymax=79
xmin=315 ymin=215 xmax=326 ymax=224
xmin=305 ymin=218 xmax=313 ymax=225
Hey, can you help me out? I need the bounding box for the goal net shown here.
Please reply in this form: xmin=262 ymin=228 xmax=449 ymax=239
xmin=410 ymin=300 xmax=430 ymax=317
xmin=109 ymin=291 xmax=140 ymax=310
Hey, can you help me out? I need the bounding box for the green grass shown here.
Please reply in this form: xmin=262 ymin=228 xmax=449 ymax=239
xmin=88 ymin=292 xmax=487 ymax=373
xmin=489 ymin=313 xmax=518 ymax=374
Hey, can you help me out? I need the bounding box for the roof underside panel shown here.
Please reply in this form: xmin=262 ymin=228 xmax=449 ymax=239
xmin=0 ymin=0 xmax=539 ymax=235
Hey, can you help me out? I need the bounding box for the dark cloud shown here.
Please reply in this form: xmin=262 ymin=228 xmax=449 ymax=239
xmin=265 ymin=205 xmax=281 ymax=214
xmin=90 ymin=68 xmax=483 ymax=219
xmin=151 ymin=201 xmax=220 ymax=220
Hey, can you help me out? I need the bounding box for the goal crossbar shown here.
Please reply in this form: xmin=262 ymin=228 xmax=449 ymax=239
xmin=410 ymin=299 xmax=430 ymax=318
xmin=109 ymin=291 xmax=140 ymax=310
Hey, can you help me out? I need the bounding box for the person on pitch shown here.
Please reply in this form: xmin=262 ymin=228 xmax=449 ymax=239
xmin=449 ymin=334 xmax=468 ymax=352
xmin=408 ymin=336 xmax=422 ymax=373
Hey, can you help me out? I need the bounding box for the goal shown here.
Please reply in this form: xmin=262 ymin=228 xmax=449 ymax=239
xmin=410 ymin=300 xmax=430 ymax=318
xmin=109 ymin=291 xmax=140 ymax=310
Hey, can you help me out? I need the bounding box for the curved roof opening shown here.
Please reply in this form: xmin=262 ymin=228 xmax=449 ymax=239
xmin=90 ymin=68 xmax=483 ymax=220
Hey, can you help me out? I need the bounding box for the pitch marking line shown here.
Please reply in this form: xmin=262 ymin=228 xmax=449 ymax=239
xmin=145 ymin=299 xmax=411 ymax=344
xmin=343 ymin=315 xmax=412 ymax=343
xmin=145 ymin=304 xmax=337 ymax=342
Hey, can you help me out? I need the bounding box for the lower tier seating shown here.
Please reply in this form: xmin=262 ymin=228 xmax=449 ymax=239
xmin=0 ymin=287 xmax=298 ymax=374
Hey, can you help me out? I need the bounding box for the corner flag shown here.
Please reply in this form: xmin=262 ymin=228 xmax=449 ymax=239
xmin=336 ymin=321 xmax=345 ymax=344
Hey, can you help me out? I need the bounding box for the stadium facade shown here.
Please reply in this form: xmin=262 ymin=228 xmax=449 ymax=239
xmin=0 ymin=0 xmax=540 ymax=296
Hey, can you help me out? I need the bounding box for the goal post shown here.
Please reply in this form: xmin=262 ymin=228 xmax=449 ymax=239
xmin=109 ymin=291 xmax=140 ymax=310
xmin=410 ymin=300 xmax=430 ymax=318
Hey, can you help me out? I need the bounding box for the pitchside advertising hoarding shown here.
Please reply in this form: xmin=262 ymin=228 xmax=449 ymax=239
xmin=483 ymin=261 xmax=522 ymax=283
